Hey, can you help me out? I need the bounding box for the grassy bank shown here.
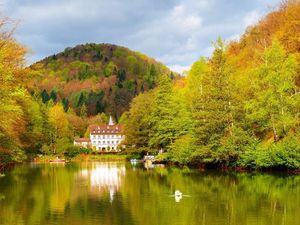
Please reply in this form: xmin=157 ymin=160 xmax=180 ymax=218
xmin=70 ymin=154 xmax=129 ymax=162
xmin=32 ymin=153 xmax=129 ymax=163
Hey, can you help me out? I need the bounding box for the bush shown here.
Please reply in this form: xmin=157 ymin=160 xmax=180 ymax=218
xmin=167 ymin=135 xmax=196 ymax=165
xmin=239 ymin=135 xmax=300 ymax=169
xmin=64 ymin=146 xmax=92 ymax=158
xmin=0 ymin=136 xmax=26 ymax=164
xmin=56 ymin=138 xmax=73 ymax=154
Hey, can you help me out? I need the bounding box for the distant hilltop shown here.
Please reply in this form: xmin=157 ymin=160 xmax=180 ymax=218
xmin=28 ymin=43 xmax=173 ymax=119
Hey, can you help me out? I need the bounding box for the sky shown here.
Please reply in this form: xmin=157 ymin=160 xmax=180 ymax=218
xmin=3 ymin=0 xmax=282 ymax=73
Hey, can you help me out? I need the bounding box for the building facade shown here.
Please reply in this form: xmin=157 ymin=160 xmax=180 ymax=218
xmin=74 ymin=138 xmax=91 ymax=148
xmin=74 ymin=116 xmax=125 ymax=151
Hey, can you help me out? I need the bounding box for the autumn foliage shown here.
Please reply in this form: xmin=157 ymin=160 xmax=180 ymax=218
xmin=29 ymin=43 xmax=172 ymax=119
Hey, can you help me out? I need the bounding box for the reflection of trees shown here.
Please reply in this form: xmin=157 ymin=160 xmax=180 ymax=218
xmin=0 ymin=163 xmax=299 ymax=225
xmin=0 ymin=163 xmax=135 ymax=225
xmin=121 ymin=168 xmax=300 ymax=225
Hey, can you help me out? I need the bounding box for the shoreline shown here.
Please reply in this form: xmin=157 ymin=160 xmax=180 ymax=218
xmin=2 ymin=153 xmax=300 ymax=174
xmin=32 ymin=153 xmax=129 ymax=163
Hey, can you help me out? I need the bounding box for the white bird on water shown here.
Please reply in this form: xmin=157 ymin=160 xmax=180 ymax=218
xmin=171 ymin=190 xmax=191 ymax=202
xmin=174 ymin=190 xmax=182 ymax=202
xmin=175 ymin=190 xmax=182 ymax=197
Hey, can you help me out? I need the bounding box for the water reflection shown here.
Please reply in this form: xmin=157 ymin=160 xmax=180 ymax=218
xmin=77 ymin=162 xmax=125 ymax=202
xmin=143 ymin=162 xmax=165 ymax=170
xmin=0 ymin=163 xmax=300 ymax=225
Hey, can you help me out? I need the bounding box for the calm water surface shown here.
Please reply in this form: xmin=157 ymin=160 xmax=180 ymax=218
xmin=0 ymin=162 xmax=299 ymax=225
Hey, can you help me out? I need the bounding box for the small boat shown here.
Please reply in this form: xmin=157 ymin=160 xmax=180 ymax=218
xmin=49 ymin=158 xmax=66 ymax=163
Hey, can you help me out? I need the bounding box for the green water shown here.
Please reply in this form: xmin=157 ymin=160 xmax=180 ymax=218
xmin=0 ymin=162 xmax=299 ymax=225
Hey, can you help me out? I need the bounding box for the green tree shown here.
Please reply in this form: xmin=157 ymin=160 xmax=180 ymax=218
xmin=41 ymin=89 xmax=50 ymax=103
xmin=193 ymin=39 xmax=232 ymax=145
xmin=50 ymin=90 xmax=57 ymax=102
xmin=48 ymin=103 xmax=72 ymax=154
xmin=245 ymin=40 xmax=299 ymax=141
xmin=123 ymin=91 xmax=155 ymax=151
xmin=62 ymin=98 xmax=69 ymax=112
xmin=80 ymin=104 xmax=87 ymax=118
xmin=148 ymin=75 xmax=193 ymax=149
xmin=189 ymin=38 xmax=243 ymax=164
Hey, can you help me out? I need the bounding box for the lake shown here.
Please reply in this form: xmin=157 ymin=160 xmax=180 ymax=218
xmin=0 ymin=162 xmax=299 ymax=225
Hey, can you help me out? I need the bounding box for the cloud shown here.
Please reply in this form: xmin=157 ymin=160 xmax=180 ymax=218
xmin=168 ymin=64 xmax=191 ymax=74
xmin=243 ymin=10 xmax=263 ymax=27
xmin=2 ymin=0 xmax=282 ymax=71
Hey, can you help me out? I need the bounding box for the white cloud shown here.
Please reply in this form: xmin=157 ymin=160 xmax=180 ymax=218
xmin=2 ymin=0 xmax=282 ymax=69
xmin=170 ymin=4 xmax=202 ymax=31
xmin=243 ymin=10 xmax=262 ymax=28
xmin=168 ymin=64 xmax=191 ymax=74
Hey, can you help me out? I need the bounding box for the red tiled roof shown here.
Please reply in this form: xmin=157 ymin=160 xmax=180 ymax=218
xmin=74 ymin=138 xmax=91 ymax=143
xmin=89 ymin=124 xmax=123 ymax=134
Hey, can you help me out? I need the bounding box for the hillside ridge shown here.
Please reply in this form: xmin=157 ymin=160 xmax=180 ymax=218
xmin=29 ymin=43 xmax=172 ymax=119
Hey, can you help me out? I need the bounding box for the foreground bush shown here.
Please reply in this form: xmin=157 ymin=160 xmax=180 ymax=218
xmin=239 ymin=136 xmax=300 ymax=169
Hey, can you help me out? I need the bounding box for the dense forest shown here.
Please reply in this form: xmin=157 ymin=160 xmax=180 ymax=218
xmin=1 ymin=1 xmax=300 ymax=170
xmin=123 ymin=1 xmax=300 ymax=170
xmin=29 ymin=43 xmax=171 ymax=119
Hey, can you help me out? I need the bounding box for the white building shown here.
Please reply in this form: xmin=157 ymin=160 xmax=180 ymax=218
xmin=74 ymin=116 xmax=125 ymax=151
xmin=74 ymin=138 xmax=91 ymax=148
xmin=89 ymin=116 xmax=125 ymax=151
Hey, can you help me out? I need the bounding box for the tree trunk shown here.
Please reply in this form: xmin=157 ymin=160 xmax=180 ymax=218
xmin=271 ymin=115 xmax=278 ymax=142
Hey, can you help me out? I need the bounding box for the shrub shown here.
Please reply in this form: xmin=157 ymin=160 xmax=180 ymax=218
xmin=239 ymin=135 xmax=300 ymax=169
xmin=64 ymin=146 xmax=92 ymax=158
xmin=167 ymin=135 xmax=196 ymax=165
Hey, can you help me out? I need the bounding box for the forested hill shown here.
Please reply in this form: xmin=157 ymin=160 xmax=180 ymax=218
xmin=28 ymin=43 xmax=172 ymax=119
xmin=123 ymin=1 xmax=300 ymax=170
xmin=227 ymin=1 xmax=300 ymax=73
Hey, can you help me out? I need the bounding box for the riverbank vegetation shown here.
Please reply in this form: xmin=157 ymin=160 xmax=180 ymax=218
xmin=33 ymin=152 xmax=128 ymax=163
xmin=123 ymin=1 xmax=300 ymax=170
xmin=2 ymin=1 xmax=300 ymax=171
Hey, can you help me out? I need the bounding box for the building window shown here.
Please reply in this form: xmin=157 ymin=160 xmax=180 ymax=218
xmin=103 ymin=141 xmax=106 ymax=144
xmin=107 ymin=141 xmax=110 ymax=144
xmin=98 ymin=141 xmax=101 ymax=144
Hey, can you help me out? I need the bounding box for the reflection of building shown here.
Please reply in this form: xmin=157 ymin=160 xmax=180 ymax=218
xmin=73 ymin=116 xmax=125 ymax=151
xmin=77 ymin=163 xmax=126 ymax=202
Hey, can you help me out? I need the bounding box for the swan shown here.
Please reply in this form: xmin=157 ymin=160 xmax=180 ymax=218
xmin=174 ymin=190 xmax=183 ymax=202
xmin=175 ymin=190 xmax=182 ymax=197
